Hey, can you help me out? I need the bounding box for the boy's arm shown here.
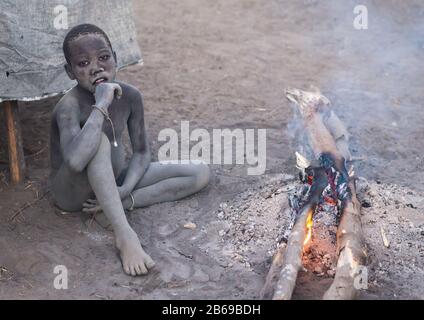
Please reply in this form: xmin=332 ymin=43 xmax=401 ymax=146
xmin=118 ymin=91 xmax=151 ymax=199
xmin=58 ymin=83 xmax=122 ymax=173
xmin=57 ymin=100 xmax=105 ymax=172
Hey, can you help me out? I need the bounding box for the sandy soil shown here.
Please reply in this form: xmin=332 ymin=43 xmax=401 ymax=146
xmin=0 ymin=0 xmax=423 ymax=299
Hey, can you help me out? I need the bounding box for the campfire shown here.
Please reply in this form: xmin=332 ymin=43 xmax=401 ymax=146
xmin=261 ymin=88 xmax=367 ymax=300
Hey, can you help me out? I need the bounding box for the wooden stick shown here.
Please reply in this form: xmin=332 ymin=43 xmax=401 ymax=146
xmin=9 ymin=190 xmax=49 ymax=222
xmin=260 ymin=242 xmax=286 ymax=299
xmin=272 ymin=204 xmax=314 ymax=300
xmin=3 ymin=100 xmax=25 ymax=184
xmin=325 ymin=110 xmax=352 ymax=161
xmin=286 ymin=88 xmax=347 ymax=174
xmin=323 ymin=180 xmax=366 ymax=300
xmin=264 ymin=164 xmax=327 ymax=300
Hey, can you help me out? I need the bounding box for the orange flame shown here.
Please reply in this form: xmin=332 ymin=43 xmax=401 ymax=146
xmin=303 ymin=210 xmax=313 ymax=246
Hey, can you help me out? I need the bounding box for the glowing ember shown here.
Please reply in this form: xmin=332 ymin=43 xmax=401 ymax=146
xmin=283 ymin=153 xmax=350 ymax=246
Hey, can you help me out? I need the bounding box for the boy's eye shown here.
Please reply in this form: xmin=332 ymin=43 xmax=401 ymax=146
xmin=78 ymin=61 xmax=89 ymax=67
xmin=99 ymin=55 xmax=110 ymax=61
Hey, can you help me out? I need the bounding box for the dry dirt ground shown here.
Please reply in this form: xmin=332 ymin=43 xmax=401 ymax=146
xmin=0 ymin=0 xmax=423 ymax=299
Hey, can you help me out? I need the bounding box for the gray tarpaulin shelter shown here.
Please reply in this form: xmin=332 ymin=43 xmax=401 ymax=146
xmin=0 ymin=0 xmax=142 ymax=184
xmin=0 ymin=0 xmax=142 ymax=102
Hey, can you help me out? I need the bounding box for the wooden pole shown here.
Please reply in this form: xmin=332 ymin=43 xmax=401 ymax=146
xmin=323 ymin=179 xmax=366 ymax=300
xmin=272 ymin=204 xmax=314 ymax=300
xmin=3 ymin=100 xmax=25 ymax=184
xmin=260 ymin=242 xmax=286 ymax=299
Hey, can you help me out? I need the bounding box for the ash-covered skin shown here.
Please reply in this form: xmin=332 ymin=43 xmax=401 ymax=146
xmin=50 ymin=32 xmax=210 ymax=276
xmin=64 ymin=34 xmax=117 ymax=94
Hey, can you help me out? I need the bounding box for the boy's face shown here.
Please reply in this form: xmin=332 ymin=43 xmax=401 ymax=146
xmin=65 ymin=33 xmax=117 ymax=93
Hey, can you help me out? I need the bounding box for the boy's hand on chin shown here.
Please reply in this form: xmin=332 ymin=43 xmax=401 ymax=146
xmin=94 ymin=82 xmax=122 ymax=110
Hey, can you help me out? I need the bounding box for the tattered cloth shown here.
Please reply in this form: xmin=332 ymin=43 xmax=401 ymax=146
xmin=0 ymin=0 xmax=142 ymax=102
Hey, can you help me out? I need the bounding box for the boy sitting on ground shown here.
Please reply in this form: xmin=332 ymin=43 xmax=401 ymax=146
xmin=50 ymin=24 xmax=210 ymax=276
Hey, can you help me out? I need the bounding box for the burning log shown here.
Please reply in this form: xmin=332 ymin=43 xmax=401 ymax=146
xmin=268 ymin=166 xmax=328 ymax=300
xmin=263 ymin=87 xmax=366 ymax=300
xmin=271 ymin=204 xmax=313 ymax=300
xmin=286 ymin=87 xmax=348 ymax=176
xmin=260 ymin=243 xmax=286 ymax=299
xmin=323 ymin=178 xmax=366 ymax=300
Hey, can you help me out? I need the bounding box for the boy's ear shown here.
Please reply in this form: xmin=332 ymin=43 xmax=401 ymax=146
xmin=64 ymin=63 xmax=76 ymax=80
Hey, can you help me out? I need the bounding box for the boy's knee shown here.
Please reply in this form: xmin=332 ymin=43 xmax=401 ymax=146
xmin=194 ymin=162 xmax=211 ymax=191
xmin=98 ymin=133 xmax=112 ymax=153
xmin=100 ymin=132 xmax=110 ymax=145
xmin=64 ymin=133 xmax=111 ymax=173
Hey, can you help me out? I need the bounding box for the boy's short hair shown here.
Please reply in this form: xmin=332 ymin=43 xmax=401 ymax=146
xmin=63 ymin=23 xmax=113 ymax=64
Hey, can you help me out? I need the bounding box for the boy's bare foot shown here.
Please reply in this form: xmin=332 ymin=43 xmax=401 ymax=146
xmin=115 ymin=228 xmax=155 ymax=276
